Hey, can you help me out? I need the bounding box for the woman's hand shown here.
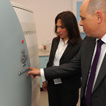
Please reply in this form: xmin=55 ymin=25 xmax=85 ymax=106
xmin=27 ymin=67 xmax=41 ymax=79
xmin=42 ymin=81 xmax=47 ymax=91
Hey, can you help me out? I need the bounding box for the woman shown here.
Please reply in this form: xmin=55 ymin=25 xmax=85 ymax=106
xmin=42 ymin=11 xmax=82 ymax=106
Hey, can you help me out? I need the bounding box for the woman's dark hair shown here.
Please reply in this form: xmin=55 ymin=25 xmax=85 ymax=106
xmin=55 ymin=11 xmax=81 ymax=45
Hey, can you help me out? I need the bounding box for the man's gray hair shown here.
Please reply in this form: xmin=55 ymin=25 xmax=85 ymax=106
xmin=87 ymin=0 xmax=106 ymax=14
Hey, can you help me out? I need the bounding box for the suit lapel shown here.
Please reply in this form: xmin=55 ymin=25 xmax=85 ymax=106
xmin=61 ymin=44 xmax=72 ymax=58
xmin=82 ymin=38 xmax=96 ymax=92
xmin=93 ymin=54 xmax=106 ymax=92
xmin=52 ymin=38 xmax=59 ymax=59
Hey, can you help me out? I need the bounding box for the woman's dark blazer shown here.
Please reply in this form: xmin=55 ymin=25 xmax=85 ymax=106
xmin=46 ymin=37 xmax=82 ymax=90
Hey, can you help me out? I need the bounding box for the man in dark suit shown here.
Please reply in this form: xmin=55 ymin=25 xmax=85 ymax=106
xmin=27 ymin=0 xmax=106 ymax=106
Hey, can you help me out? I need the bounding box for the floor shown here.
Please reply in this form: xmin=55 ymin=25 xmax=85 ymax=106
xmin=40 ymin=90 xmax=80 ymax=106
xmin=40 ymin=91 xmax=49 ymax=106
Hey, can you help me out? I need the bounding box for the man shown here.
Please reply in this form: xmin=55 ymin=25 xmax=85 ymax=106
xmin=27 ymin=0 xmax=106 ymax=106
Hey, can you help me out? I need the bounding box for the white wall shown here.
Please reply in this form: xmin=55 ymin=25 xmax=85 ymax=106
xmin=10 ymin=0 xmax=72 ymax=49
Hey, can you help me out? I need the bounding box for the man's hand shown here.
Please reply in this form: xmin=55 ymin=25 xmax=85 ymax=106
xmin=27 ymin=67 xmax=41 ymax=79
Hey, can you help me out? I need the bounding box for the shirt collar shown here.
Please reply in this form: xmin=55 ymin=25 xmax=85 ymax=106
xmin=101 ymin=34 xmax=106 ymax=44
xmin=60 ymin=38 xmax=68 ymax=45
xmin=96 ymin=34 xmax=106 ymax=44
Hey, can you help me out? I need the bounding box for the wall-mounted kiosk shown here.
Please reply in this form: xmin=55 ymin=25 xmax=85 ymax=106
xmin=0 ymin=0 xmax=32 ymax=106
xmin=11 ymin=1 xmax=40 ymax=106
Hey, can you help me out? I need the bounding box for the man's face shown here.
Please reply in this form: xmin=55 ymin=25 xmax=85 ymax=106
xmin=79 ymin=2 xmax=98 ymax=37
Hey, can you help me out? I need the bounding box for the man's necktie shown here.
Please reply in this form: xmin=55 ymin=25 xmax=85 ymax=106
xmin=86 ymin=39 xmax=104 ymax=106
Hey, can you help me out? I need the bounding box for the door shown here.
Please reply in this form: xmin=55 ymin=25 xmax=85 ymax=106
xmin=0 ymin=0 xmax=32 ymax=106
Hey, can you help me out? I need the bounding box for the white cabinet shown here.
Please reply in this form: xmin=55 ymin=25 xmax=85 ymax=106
xmin=39 ymin=56 xmax=49 ymax=68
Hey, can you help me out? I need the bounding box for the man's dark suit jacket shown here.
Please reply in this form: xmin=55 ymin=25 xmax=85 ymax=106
xmin=46 ymin=37 xmax=82 ymax=90
xmin=44 ymin=36 xmax=106 ymax=106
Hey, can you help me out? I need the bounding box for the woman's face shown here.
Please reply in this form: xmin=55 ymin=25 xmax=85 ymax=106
xmin=56 ymin=19 xmax=68 ymax=41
